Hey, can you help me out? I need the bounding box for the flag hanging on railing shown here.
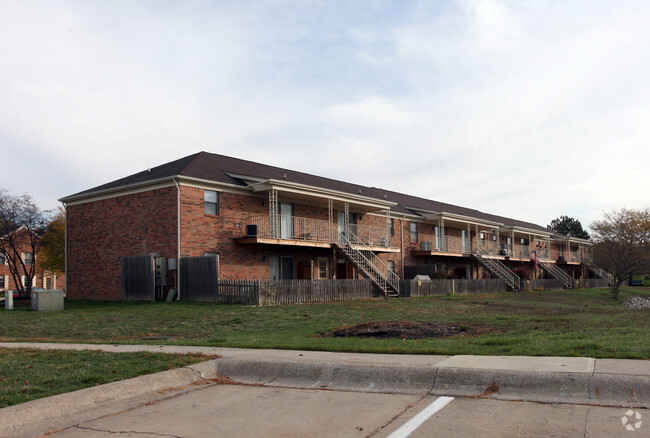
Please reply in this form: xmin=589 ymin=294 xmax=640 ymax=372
xmin=531 ymin=250 xmax=538 ymax=269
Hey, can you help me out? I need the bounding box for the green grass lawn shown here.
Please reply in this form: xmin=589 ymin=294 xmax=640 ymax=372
xmin=0 ymin=349 xmax=211 ymax=408
xmin=2 ymin=286 xmax=648 ymax=359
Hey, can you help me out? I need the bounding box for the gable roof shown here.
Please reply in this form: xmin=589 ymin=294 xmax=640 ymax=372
xmin=61 ymin=151 xmax=555 ymax=235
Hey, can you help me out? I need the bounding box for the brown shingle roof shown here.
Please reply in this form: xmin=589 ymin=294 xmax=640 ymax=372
xmin=61 ymin=151 xmax=551 ymax=233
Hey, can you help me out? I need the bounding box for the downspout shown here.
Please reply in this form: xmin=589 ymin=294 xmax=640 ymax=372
xmin=61 ymin=201 xmax=67 ymax=297
xmin=401 ymin=215 xmax=405 ymax=279
xmin=174 ymin=179 xmax=181 ymax=300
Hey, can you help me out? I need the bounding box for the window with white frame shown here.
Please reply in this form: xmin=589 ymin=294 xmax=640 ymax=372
xmin=22 ymin=276 xmax=36 ymax=287
xmin=0 ymin=276 xmax=5 ymax=290
xmin=410 ymin=222 xmax=418 ymax=243
xmin=318 ymin=258 xmax=329 ymax=280
xmin=204 ymin=190 xmax=218 ymax=215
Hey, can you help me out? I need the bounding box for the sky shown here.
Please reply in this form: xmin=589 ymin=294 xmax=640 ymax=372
xmin=2 ymin=0 xmax=649 ymax=230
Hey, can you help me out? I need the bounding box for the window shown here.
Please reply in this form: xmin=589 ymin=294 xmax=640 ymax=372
xmin=480 ymin=232 xmax=485 ymax=240
xmin=318 ymin=258 xmax=329 ymax=280
xmin=0 ymin=252 xmax=5 ymax=265
xmin=410 ymin=222 xmax=418 ymax=243
xmin=0 ymin=276 xmax=5 ymax=290
xmin=204 ymin=190 xmax=218 ymax=215
xmin=45 ymin=277 xmax=53 ymax=290
xmin=390 ymin=218 xmax=395 ymax=236
xmin=387 ymin=260 xmax=395 ymax=273
xmin=23 ymin=252 xmax=33 ymax=266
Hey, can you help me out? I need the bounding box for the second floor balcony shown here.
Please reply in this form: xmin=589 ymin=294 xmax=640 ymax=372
xmin=236 ymin=215 xmax=398 ymax=252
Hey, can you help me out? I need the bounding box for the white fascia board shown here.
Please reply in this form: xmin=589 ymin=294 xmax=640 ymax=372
xmin=420 ymin=211 xmax=504 ymax=228
xmin=500 ymin=225 xmax=553 ymax=238
xmin=59 ymin=176 xmax=251 ymax=206
xmin=175 ymin=176 xmax=252 ymax=195
xmin=249 ymin=179 xmax=396 ymax=210
xmin=59 ymin=177 xmax=178 ymax=205
xmin=554 ymin=235 xmax=592 ymax=245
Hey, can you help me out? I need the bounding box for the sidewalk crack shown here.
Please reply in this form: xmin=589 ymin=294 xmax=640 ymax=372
xmin=583 ymin=406 xmax=592 ymax=438
xmin=75 ymin=425 xmax=180 ymax=437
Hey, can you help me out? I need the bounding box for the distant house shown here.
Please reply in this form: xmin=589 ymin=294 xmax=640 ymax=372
xmin=60 ymin=152 xmax=599 ymax=300
xmin=0 ymin=227 xmax=64 ymax=294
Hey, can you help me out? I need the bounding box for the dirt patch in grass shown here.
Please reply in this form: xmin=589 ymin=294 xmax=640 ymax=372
xmin=323 ymin=320 xmax=497 ymax=339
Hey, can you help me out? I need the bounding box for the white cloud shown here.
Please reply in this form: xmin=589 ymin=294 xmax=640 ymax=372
xmin=0 ymin=0 xmax=649 ymax=229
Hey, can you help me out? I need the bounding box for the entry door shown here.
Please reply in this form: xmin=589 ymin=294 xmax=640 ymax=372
xmin=461 ymin=230 xmax=469 ymax=253
xmin=280 ymin=256 xmax=294 ymax=280
xmin=337 ymin=211 xmax=346 ymax=243
xmin=280 ymin=203 xmax=293 ymax=239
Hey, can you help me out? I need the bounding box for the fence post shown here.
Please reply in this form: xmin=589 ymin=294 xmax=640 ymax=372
xmin=257 ymin=281 xmax=263 ymax=306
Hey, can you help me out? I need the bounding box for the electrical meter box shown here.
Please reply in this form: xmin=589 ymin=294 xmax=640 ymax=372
xmin=155 ymin=257 xmax=167 ymax=286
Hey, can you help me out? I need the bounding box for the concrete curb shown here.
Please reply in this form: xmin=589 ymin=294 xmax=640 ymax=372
xmin=0 ymin=361 xmax=221 ymax=437
xmin=213 ymin=357 xmax=649 ymax=408
xmin=0 ymin=344 xmax=648 ymax=437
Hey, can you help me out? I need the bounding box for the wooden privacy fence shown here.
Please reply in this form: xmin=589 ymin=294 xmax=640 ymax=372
xmin=259 ymin=279 xmax=372 ymax=305
xmin=121 ymin=255 xmax=155 ymax=301
xmin=180 ymin=256 xmax=220 ymax=302
xmin=177 ymin=277 xmax=613 ymax=305
xmin=573 ymin=278 xmax=609 ymax=289
xmin=524 ymin=279 xmax=564 ymax=291
xmin=401 ymin=278 xmax=507 ymax=297
xmin=181 ymin=279 xmax=373 ymax=305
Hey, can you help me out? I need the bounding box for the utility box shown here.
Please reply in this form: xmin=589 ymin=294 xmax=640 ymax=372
xmin=32 ymin=290 xmax=65 ymax=311
xmin=155 ymin=257 xmax=167 ymax=286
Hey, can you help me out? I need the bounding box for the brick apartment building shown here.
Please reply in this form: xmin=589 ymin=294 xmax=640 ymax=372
xmin=1 ymin=227 xmax=64 ymax=293
xmin=60 ymin=152 xmax=596 ymax=300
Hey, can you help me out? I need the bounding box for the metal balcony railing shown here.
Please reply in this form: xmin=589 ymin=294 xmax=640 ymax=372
xmin=417 ymin=235 xmax=472 ymax=254
xmin=347 ymin=223 xmax=392 ymax=248
xmin=245 ymin=215 xmax=392 ymax=247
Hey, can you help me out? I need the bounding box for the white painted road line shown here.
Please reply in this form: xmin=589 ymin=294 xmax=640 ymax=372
xmin=387 ymin=396 xmax=455 ymax=438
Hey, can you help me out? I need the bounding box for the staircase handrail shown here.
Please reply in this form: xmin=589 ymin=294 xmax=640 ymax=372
xmin=472 ymin=253 xmax=521 ymax=290
xmin=335 ymin=224 xmax=400 ymax=294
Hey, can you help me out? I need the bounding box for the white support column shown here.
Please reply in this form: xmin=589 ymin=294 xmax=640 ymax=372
xmin=344 ymin=202 xmax=350 ymax=239
xmin=328 ymin=199 xmax=334 ymax=242
xmin=269 ymin=189 xmax=278 ymax=238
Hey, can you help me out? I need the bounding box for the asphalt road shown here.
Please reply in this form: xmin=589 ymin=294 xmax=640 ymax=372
xmin=47 ymin=383 xmax=646 ymax=438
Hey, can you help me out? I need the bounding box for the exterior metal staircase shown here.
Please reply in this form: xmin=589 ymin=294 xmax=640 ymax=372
xmin=540 ymin=262 xmax=573 ymax=288
xmin=587 ymin=265 xmax=615 ymax=286
xmin=472 ymin=254 xmax=521 ymax=291
xmin=335 ymin=227 xmax=400 ymax=298
xmin=471 ymin=254 xmax=521 ymax=291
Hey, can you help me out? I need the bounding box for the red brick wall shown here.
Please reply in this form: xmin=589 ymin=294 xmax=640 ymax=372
xmin=66 ymin=187 xmax=178 ymax=300
xmin=179 ymin=188 xmax=338 ymax=280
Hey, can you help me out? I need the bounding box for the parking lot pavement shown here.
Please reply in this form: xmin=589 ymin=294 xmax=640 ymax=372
xmin=377 ymin=395 xmax=648 ymax=438
xmin=47 ymin=384 xmax=647 ymax=438
xmin=49 ymin=384 xmax=421 ymax=438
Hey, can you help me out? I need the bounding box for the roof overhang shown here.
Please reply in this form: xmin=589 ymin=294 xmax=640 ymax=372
xmin=500 ymin=225 xmax=553 ymax=238
xmin=59 ymin=175 xmax=250 ymax=206
xmin=554 ymin=235 xmax=592 ymax=245
xmin=417 ymin=210 xmax=504 ymax=228
xmin=248 ymin=179 xmax=396 ymax=212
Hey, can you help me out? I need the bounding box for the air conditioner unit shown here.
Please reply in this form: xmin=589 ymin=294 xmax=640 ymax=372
xmin=246 ymin=224 xmax=258 ymax=237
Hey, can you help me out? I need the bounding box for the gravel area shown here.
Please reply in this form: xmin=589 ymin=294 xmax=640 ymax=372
xmin=622 ymin=296 xmax=650 ymax=309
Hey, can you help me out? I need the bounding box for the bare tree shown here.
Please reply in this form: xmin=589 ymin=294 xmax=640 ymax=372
xmin=0 ymin=190 xmax=51 ymax=296
xmin=590 ymin=208 xmax=650 ymax=299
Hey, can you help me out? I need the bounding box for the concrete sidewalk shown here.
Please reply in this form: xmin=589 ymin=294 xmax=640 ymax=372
xmin=0 ymin=342 xmax=648 ymax=437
